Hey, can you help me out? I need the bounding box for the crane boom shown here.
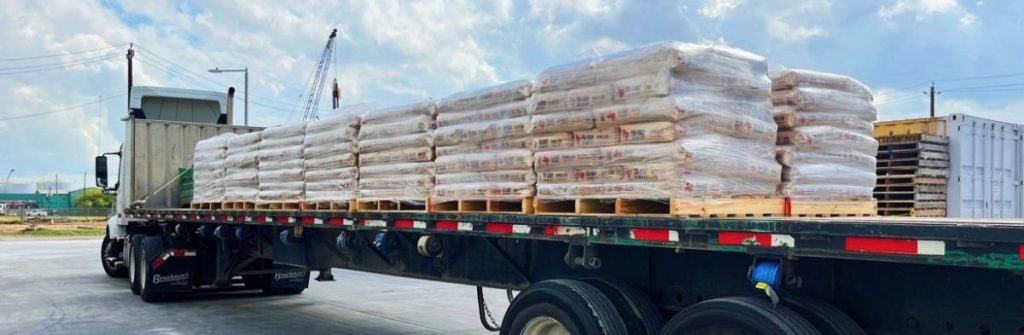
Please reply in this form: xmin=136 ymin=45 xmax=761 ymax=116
xmin=300 ymin=29 xmax=338 ymax=121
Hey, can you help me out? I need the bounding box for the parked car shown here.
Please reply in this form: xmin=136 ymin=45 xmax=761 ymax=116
xmin=24 ymin=209 xmax=48 ymax=216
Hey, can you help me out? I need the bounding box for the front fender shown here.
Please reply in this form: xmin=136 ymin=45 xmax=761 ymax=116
xmin=107 ymin=215 xmax=128 ymax=239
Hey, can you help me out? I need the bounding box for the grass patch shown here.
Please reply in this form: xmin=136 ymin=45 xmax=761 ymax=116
xmin=0 ymin=227 xmax=105 ymax=237
xmin=0 ymin=216 xmax=23 ymax=224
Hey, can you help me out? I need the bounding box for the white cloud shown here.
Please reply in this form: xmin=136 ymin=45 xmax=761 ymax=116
xmin=528 ymin=0 xmax=624 ymax=21
xmin=699 ymin=0 xmax=744 ymax=19
xmin=763 ymin=1 xmax=830 ymax=43
xmin=877 ymin=0 xmax=979 ymax=27
xmin=766 ymin=17 xmax=827 ymax=43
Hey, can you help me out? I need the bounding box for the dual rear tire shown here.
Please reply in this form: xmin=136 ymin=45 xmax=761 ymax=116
xmin=502 ymin=279 xmax=862 ymax=335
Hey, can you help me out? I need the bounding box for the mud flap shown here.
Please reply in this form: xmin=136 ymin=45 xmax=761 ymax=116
xmin=143 ymin=237 xmax=197 ymax=294
xmin=270 ymin=227 xmax=310 ymax=290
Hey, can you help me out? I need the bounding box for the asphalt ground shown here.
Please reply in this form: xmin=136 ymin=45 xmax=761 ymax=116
xmin=0 ymin=239 xmax=510 ymax=334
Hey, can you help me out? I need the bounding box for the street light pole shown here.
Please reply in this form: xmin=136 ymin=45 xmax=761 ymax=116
xmin=208 ymin=67 xmax=249 ymax=126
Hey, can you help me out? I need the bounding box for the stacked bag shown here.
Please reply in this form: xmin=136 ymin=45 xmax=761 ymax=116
xmin=303 ymin=113 xmax=360 ymax=204
xmin=432 ymin=81 xmax=535 ymax=202
xmin=258 ymin=123 xmax=306 ymax=202
xmin=192 ymin=132 xmax=235 ymax=203
xmin=771 ymin=69 xmax=878 ymax=199
xmin=531 ymin=42 xmax=781 ymax=200
xmin=357 ymin=102 xmax=436 ymax=201
xmin=224 ymin=132 xmax=261 ymax=203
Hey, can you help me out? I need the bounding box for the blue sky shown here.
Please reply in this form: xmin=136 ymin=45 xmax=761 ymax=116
xmin=1 ymin=0 xmax=1022 ymax=185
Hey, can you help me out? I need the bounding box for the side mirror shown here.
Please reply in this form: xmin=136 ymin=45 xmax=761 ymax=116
xmin=95 ymin=156 xmax=108 ymax=188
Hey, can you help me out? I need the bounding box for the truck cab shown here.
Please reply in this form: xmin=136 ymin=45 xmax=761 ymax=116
xmin=96 ymin=86 xmax=254 ymax=277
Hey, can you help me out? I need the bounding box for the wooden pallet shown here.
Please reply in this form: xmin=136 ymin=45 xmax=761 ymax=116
xmin=301 ymin=200 xmax=356 ymax=211
xmin=533 ymin=198 xmax=670 ymax=216
xmin=255 ymin=202 xmax=301 ymax=211
xmin=875 ymin=134 xmax=950 ymax=217
xmin=673 ymin=197 xmax=785 ymax=218
xmin=355 ymin=198 xmax=429 ymax=212
xmin=221 ymin=202 xmax=256 ymax=210
xmin=787 ymin=199 xmax=877 ymax=217
xmin=432 ymin=197 xmax=534 ymax=214
xmin=189 ymin=202 xmax=222 ymax=210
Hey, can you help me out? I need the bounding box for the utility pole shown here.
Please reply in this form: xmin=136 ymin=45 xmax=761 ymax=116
xmin=127 ymin=44 xmax=134 ymax=112
xmin=923 ymin=81 xmax=942 ymax=117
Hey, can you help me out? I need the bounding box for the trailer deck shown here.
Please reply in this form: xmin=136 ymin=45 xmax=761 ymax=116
xmin=126 ymin=209 xmax=1024 ymax=272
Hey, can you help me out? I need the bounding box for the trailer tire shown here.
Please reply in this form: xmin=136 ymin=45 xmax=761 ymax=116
xmin=500 ymin=279 xmax=627 ymax=335
xmin=584 ymin=278 xmax=664 ymax=335
xmin=128 ymin=235 xmax=144 ymax=295
xmin=784 ymin=296 xmax=865 ymax=335
xmin=101 ymin=232 xmax=128 ymax=278
xmin=139 ymin=236 xmax=167 ymax=303
xmin=660 ymin=296 xmax=820 ymax=335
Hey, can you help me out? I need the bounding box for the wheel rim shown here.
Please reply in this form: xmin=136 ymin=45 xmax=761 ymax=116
xmin=140 ymin=247 xmax=147 ymax=291
xmin=521 ymin=316 xmax=570 ymax=335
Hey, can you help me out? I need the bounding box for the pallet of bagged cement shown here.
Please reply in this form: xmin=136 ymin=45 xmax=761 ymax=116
xmin=875 ymin=134 xmax=948 ymax=217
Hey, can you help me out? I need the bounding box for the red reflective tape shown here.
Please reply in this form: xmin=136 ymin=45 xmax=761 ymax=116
xmin=152 ymin=254 xmax=168 ymax=269
xmin=394 ymin=219 xmax=414 ymax=229
xmin=486 ymin=223 xmax=513 ymax=234
xmin=436 ymin=220 xmax=458 ymax=231
xmin=219 ymin=215 xmax=230 ymax=221
xmin=328 ymin=218 xmax=346 ymax=226
xmin=358 ymin=219 xmax=367 ymax=226
xmin=299 ymin=217 xmax=316 ymax=225
xmin=275 ymin=216 xmax=291 ymax=224
xmin=719 ymin=231 xmax=771 ymax=246
xmin=845 ymin=237 xmax=918 ymax=255
xmin=543 ymin=226 xmax=558 ymax=236
xmin=254 ymin=215 xmax=267 ymax=223
xmin=235 ymin=216 xmax=246 ymax=223
xmin=632 ymin=228 xmax=671 ymax=242
xmin=1019 ymin=244 xmax=1024 ymax=260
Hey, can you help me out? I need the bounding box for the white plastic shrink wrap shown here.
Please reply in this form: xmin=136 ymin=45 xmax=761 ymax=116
xmin=531 ymin=42 xmax=781 ymax=200
xmin=358 ymin=101 xmax=437 ymax=200
xmin=433 ymin=80 xmax=536 ymax=201
xmin=192 ymin=132 xmax=236 ymax=203
xmin=770 ymin=69 xmax=877 ymax=200
xmin=258 ymin=123 xmax=306 ymax=202
xmin=224 ymin=132 xmax=261 ymax=202
xmin=303 ymin=112 xmax=360 ymax=203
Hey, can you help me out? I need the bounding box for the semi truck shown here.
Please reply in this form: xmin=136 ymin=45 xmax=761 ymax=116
xmin=97 ymin=87 xmax=1024 ymax=335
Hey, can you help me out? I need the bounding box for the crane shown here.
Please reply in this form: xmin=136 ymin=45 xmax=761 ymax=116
xmin=300 ymin=29 xmax=340 ymax=121
xmin=2 ymin=169 xmax=13 ymax=193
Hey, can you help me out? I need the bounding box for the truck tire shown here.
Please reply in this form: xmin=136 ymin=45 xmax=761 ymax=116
xmin=101 ymin=232 xmax=128 ymax=278
xmin=660 ymin=296 xmax=820 ymax=335
xmin=138 ymin=236 xmax=167 ymax=303
xmin=500 ymin=279 xmax=628 ymax=335
xmin=783 ymin=296 xmax=866 ymax=335
xmin=584 ymin=278 xmax=664 ymax=335
xmin=128 ymin=235 xmax=144 ymax=295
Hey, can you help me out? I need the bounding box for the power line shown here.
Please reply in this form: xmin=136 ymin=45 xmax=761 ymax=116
xmin=0 ymin=94 xmax=126 ymax=122
xmin=0 ymin=54 xmax=121 ymax=76
xmin=943 ymin=82 xmax=1024 ymax=92
xmin=0 ymin=52 xmax=121 ymax=71
xmin=933 ymin=72 xmax=1024 ymax=83
xmin=0 ymin=43 xmax=127 ymax=62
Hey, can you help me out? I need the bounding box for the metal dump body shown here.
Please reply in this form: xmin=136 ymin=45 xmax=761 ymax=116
xmin=122 ymin=118 xmax=261 ymax=209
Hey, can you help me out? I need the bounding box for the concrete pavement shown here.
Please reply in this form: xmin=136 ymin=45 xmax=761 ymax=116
xmin=0 ymin=239 xmax=509 ymax=334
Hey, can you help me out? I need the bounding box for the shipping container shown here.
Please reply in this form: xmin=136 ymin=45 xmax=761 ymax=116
xmin=945 ymin=113 xmax=1023 ymax=218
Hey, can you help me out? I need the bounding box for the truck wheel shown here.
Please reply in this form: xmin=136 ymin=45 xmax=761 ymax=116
xmin=138 ymin=236 xmax=167 ymax=303
xmin=500 ymin=279 xmax=627 ymax=335
xmin=584 ymin=278 xmax=664 ymax=335
xmin=128 ymin=235 xmax=143 ymax=295
xmin=783 ymin=296 xmax=865 ymax=335
xmin=660 ymin=296 xmax=820 ymax=335
xmin=101 ymin=232 xmax=128 ymax=278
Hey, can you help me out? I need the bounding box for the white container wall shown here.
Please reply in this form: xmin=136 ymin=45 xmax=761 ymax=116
xmin=946 ymin=113 xmax=1023 ymax=218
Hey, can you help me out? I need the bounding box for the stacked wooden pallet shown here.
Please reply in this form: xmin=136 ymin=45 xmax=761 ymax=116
xmin=875 ymin=134 xmax=949 ymax=217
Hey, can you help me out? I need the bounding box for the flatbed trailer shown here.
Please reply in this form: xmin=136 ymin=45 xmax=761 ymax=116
xmin=120 ymin=207 xmax=1024 ymax=335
